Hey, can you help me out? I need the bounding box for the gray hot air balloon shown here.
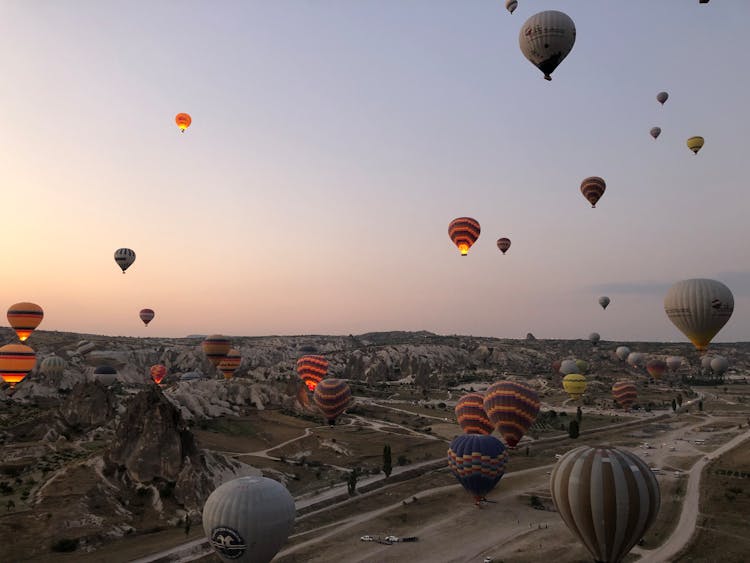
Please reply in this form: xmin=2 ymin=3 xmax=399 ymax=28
xmin=589 ymin=332 xmax=600 ymax=345
xmin=710 ymin=355 xmax=728 ymax=376
xmin=664 ymin=278 xmax=734 ymax=352
xmin=615 ymin=346 xmax=630 ymax=361
xmin=656 ymin=91 xmax=669 ymax=105
xmin=700 ymin=354 xmax=714 ymax=371
xmin=550 ymin=446 xmax=660 ymax=563
xmin=114 ymin=248 xmax=136 ymax=273
xmin=505 ymin=0 xmax=518 ymax=14
xmin=598 ymin=296 xmax=610 ymax=310
xmin=41 ymin=356 xmax=66 ymax=377
xmin=559 ymin=359 xmax=578 ymax=375
xmin=93 ymin=365 xmax=117 ymax=386
xmin=666 ymin=356 xmax=683 ymax=372
xmin=203 ymin=476 xmax=295 ymax=563
xmin=519 ymin=11 xmax=576 ymax=81
xmin=650 ymin=126 xmax=661 ymax=139
xmin=627 ymin=352 xmax=645 ymax=368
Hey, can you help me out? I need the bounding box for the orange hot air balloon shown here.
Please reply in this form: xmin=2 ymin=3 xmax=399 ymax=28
xmin=7 ymin=302 xmax=44 ymax=342
xmin=313 ymin=378 xmax=352 ymax=425
xmin=202 ymin=335 xmax=231 ymax=367
xmin=297 ymin=355 xmax=328 ymax=391
xmin=448 ymin=217 xmax=481 ymax=256
xmin=175 ymin=113 xmax=192 ymax=132
xmin=219 ymin=349 xmax=242 ymax=380
xmin=496 ymin=238 xmax=511 ymax=255
xmin=580 ymin=176 xmax=606 ymax=208
xmin=0 ymin=343 xmax=36 ymax=387
xmin=455 ymin=393 xmax=493 ymax=435
xmin=150 ymin=364 xmax=167 ymax=385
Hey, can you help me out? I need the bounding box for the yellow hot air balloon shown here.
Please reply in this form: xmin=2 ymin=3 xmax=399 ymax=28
xmin=687 ymin=136 xmax=704 ymax=155
xmin=664 ymin=279 xmax=733 ymax=352
xmin=562 ymin=373 xmax=586 ymax=400
xmin=175 ymin=113 xmax=192 ymax=132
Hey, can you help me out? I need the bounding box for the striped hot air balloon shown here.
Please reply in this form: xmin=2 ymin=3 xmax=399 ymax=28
xmin=202 ymin=335 xmax=231 ymax=367
xmin=7 ymin=302 xmax=44 ymax=342
xmin=646 ymin=358 xmax=667 ymax=380
xmin=496 ymin=237 xmax=511 ymax=255
xmin=0 ymin=344 xmax=36 ymax=387
xmin=483 ymin=381 xmax=540 ymax=448
xmin=41 ymin=356 xmax=66 ymax=378
xmin=150 ymin=364 xmax=167 ymax=385
xmin=219 ymin=349 xmax=242 ymax=380
xmin=94 ymin=365 xmax=117 ymax=386
xmin=612 ymin=381 xmax=637 ymax=410
xmin=562 ymin=374 xmax=586 ymax=400
xmin=687 ymin=136 xmax=705 ymax=155
xmin=664 ymin=278 xmax=733 ymax=352
xmin=448 ymin=217 xmax=480 ymax=256
xmin=455 ymin=393 xmax=493 ymax=435
xmin=550 ymin=446 xmax=660 ymax=563
xmin=580 ymin=176 xmax=606 ymax=208
xmin=114 ymin=248 xmax=136 ymax=273
xmin=139 ymin=308 xmax=155 ymax=326
xmin=297 ymin=355 xmax=328 ymax=392
xmin=313 ymin=378 xmax=352 ymax=425
xmin=448 ymin=434 xmax=508 ymax=505
xmin=175 ymin=113 xmax=192 ymax=132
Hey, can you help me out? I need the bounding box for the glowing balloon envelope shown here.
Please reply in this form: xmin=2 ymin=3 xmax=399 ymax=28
xmin=687 ymin=136 xmax=704 ymax=155
xmin=313 ymin=378 xmax=352 ymax=425
xmin=202 ymin=335 xmax=231 ymax=367
xmin=580 ymin=176 xmax=606 ymax=208
xmin=598 ymin=296 xmax=610 ymax=310
xmin=664 ymin=278 xmax=734 ymax=351
xmin=7 ymin=302 xmax=44 ymax=342
xmin=114 ymin=248 xmax=136 ymax=273
xmin=519 ymin=11 xmax=576 ymax=81
xmin=139 ymin=309 xmax=155 ymax=326
xmin=0 ymin=344 xmax=36 ymax=387
xmin=562 ymin=373 xmax=586 ymax=400
xmin=150 ymin=364 xmax=167 ymax=385
xmin=219 ymin=349 xmax=242 ymax=380
xmin=455 ymin=393 xmax=493 ymax=435
xmin=496 ymin=237 xmax=511 ymax=255
xmin=175 ymin=113 xmax=192 ymax=132
xmin=448 ymin=434 xmax=508 ymax=504
xmin=297 ymin=355 xmax=328 ymax=392
xmin=483 ymin=381 xmax=539 ymax=448
xmin=612 ymin=381 xmax=637 ymax=410
xmin=448 ymin=217 xmax=481 ymax=256
xmin=41 ymin=356 xmax=66 ymax=378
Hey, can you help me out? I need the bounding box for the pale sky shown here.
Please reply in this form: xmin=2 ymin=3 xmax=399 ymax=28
xmin=0 ymin=1 xmax=747 ymax=342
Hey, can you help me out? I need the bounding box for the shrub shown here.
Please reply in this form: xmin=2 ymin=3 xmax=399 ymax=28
xmin=51 ymin=538 xmax=78 ymax=553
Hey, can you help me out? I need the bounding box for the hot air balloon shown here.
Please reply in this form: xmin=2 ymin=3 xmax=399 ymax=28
xmin=297 ymin=355 xmax=328 ymax=392
xmin=656 ymin=91 xmax=669 ymax=105
xmin=203 ymin=476 xmax=295 ymax=563
xmin=615 ymin=346 xmax=630 ymax=361
xmin=589 ymin=332 xmax=600 ymax=345
xmin=598 ymin=296 xmax=610 ymax=310
xmin=150 ymin=364 xmax=167 ymax=385
xmin=551 ymin=359 xmax=562 ymax=374
xmin=550 ymin=446 xmax=660 ymax=563
xmin=700 ymin=354 xmax=713 ymax=371
xmin=448 ymin=217 xmax=481 ymax=256
xmin=496 ymin=237 xmax=511 ymax=255
xmin=114 ymin=248 xmax=136 ymax=273
xmin=41 ymin=356 xmax=66 ymax=378
xmin=139 ymin=309 xmax=155 ymax=326
xmin=455 ymin=393 xmax=493 ymax=435
xmin=0 ymin=344 xmax=36 ymax=388
xmin=202 ymin=335 xmax=231 ymax=367
xmin=580 ymin=176 xmax=606 ymax=208
xmin=687 ymin=136 xmax=704 ymax=155
xmin=93 ymin=365 xmax=117 ymax=387
xmin=447 ymin=434 xmax=508 ymax=505
xmin=219 ymin=349 xmax=242 ymax=380
xmin=646 ymin=358 xmax=667 ymax=380
xmin=175 ymin=113 xmax=192 ymax=133
xmin=664 ymin=278 xmax=734 ymax=352
xmin=519 ymin=11 xmax=576 ymax=81
xmin=710 ymin=355 xmax=729 ymax=376
xmin=483 ymin=381 xmax=539 ymax=448
xmin=562 ymin=374 xmax=586 ymax=400
xmin=612 ymin=381 xmax=637 ymax=410
xmin=650 ymin=127 xmax=661 ymax=139
xmin=7 ymin=302 xmax=44 ymax=342
xmin=505 ymin=0 xmax=517 ymax=14
xmin=574 ymin=359 xmax=589 ymax=374
xmin=313 ymin=378 xmax=352 ymax=425
xmin=666 ymin=356 xmax=683 ymax=372
xmin=627 ymin=352 xmax=645 ymax=368
xmin=559 ymin=359 xmax=578 ymax=375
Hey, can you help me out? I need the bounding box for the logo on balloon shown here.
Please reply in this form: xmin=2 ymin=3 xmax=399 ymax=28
xmin=210 ymin=527 xmax=247 ymax=559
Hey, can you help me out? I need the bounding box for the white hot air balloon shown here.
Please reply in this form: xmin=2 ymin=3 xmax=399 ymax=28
xmin=203 ymin=476 xmax=295 ymax=563
xmin=519 ymin=11 xmax=576 ymax=81
xmin=615 ymin=346 xmax=631 ymax=361
xmin=559 ymin=359 xmax=578 ymax=375
xmin=627 ymin=352 xmax=645 ymax=368
xmin=664 ymin=279 xmax=734 ymax=352
xmin=710 ymin=355 xmax=728 ymax=376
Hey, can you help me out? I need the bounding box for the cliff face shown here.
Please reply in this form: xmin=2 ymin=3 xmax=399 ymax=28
xmin=59 ymin=382 xmax=116 ymax=432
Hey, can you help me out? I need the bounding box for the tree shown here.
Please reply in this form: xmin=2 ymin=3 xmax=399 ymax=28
xmin=671 ymin=399 xmax=677 ymax=412
xmin=347 ymin=469 xmax=359 ymax=495
xmin=576 ymin=406 xmax=583 ymax=423
xmin=699 ymin=400 xmax=704 ymax=411
xmin=383 ymin=444 xmax=392 ymax=478
xmin=568 ymin=420 xmax=580 ymax=439
xmin=676 ymin=394 xmax=683 ymax=407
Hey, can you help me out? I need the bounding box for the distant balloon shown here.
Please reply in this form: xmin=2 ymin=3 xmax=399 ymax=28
xmin=175 ymin=113 xmax=192 ymax=132
xmin=666 ymin=356 xmax=683 ymax=372
xmin=598 ymin=296 xmax=610 ymax=310
xmin=574 ymin=359 xmax=589 ymax=374
xmin=615 ymin=346 xmax=631 ymax=361
xmin=203 ymin=476 xmax=295 ymax=563
xmin=496 ymin=237 xmax=511 ymax=255
xmin=646 ymin=358 xmax=667 ymax=380
xmin=656 ymin=91 xmax=669 ymax=105
xmin=448 ymin=434 xmax=508 ymax=504
xmin=0 ymin=344 xmax=36 ymax=388
xmin=114 ymin=248 xmax=136 ymax=273
xmin=559 ymin=359 xmax=578 ymax=375
xmin=550 ymin=446 xmax=660 ymax=563
xmin=612 ymin=381 xmax=637 ymax=410
xmin=483 ymin=381 xmax=540 ymax=448
xmin=219 ymin=349 xmax=242 ymax=380
xmin=627 ymin=352 xmax=645 ymax=368
xmin=589 ymin=332 xmax=600 ymax=345
xmin=650 ymin=127 xmax=662 ymax=139
xmin=297 ymin=355 xmax=329 ymax=392
xmin=664 ymin=278 xmax=734 ymax=351
xmin=202 ymin=335 xmax=231 ymax=367
xmin=519 ymin=11 xmax=576 ymax=81
xmin=150 ymin=364 xmax=167 ymax=385
xmin=580 ymin=176 xmax=606 ymax=208
xmin=551 ymin=359 xmax=562 ymax=374
xmin=313 ymin=378 xmax=352 ymax=425
xmin=448 ymin=217 xmax=481 ymax=256
xmin=710 ymin=355 xmax=729 ymax=376
xmin=701 ymin=355 xmax=714 ymax=371
xmin=93 ymin=365 xmax=117 ymax=387
xmin=41 ymin=355 xmax=66 ymax=378
xmin=505 ymin=0 xmax=518 ymax=14
xmin=455 ymin=393 xmax=494 ymax=435
xmin=687 ymin=136 xmax=705 ymax=155
xmin=562 ymin=373 xmax=586 ymax=400
xmin=7 ymin=302 xmax=44 ymax=342
xmin=139 ymin=308 xmax=155 ymax=326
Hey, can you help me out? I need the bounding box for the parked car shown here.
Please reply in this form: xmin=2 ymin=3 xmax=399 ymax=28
xmin=385 ymin=535 xmax=399 ymax=543
xmin=360 ymin=535 xmax=374 ymax=542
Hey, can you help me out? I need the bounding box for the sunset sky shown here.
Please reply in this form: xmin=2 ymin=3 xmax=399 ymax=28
xmin=1 ymin=1 xmax=747 ymax=342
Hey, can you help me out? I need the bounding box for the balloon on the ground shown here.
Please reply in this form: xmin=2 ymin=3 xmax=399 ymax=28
xmin=615 ymin=346 xmax=630 ymax=361
xmin=598 ymin=296 xmax=610 ymax=310
xmin=93 ymin=365 xmax=117 ymax=386
xmin=175 ymin=113 xmax=192 ymax=132
xmin=574 ymin=359 xmax=589 ymax=374
xmin=666 ymin=356 xmax=683 ymax=372
xmin=646 ymin=358 xmax=667 ymax=380
xmin=550 ymin=446 xmax=660 ymax=563
xmin=505 ymin=0 xmax=518 ymax=14
xmin=41 ymin=356 xmax=66 ymax=378
xmin=589 ymin=332 xmax=600 ymax=345
xmin=150 ymin=364 xmax=167 ymax=385
xmin=114 ymin=248 xmax=136 ymax=273
xmin=202 ymin=335 xmax=231 ymax=367
xmin=313 ymin=378 xmax=352 ymax=425
xmin=687 ymin=136 xmax=704 ymax=154
xmin=650 ymin=127 xmax=661 ymax=139
xmin=562 ymin=373 xmax=586 ymax=400
xmin=701 ymin=355 xmax=713 ymax=371
xmin=219 ymin=349 xmax=242 ymax=380
xmin=203 ymin=476 xmax=295 ymax=563
xmin=483 ymin=381 xmax=540 ymax=448
xmin=139 ymin=309 xmax=155 ymax=326
xmin=612 ymin=381 xmax=637 ymax=410
xmin=580 ymin=176 xmax=606 ymax=208
xmin=7 ymin=302 xmax=44 ymax=342
xmin=519 ymin=11 xmax=576 ymax=81
xmin=710 ymin=355 xmax=729 ymax=376
xmin=559 ymin=359 xmax=578 ymax=375
xmin=455 ymin=393 xmax=493 ymax=435
xmin=0 ymin=344 xmax=36 ymax=387
xmin=448 ymin=217 xmax=481 ymax=256
xmin=627 ymin=352 xmax=645 ymax=368
xmin=656 ymin=91 xmax=669 ymax=105
xmin=551 ymin=359 xmax=562 ymax=374
xmin=448 ymin=434 xmax=508 ymax=504
xmin=297 ymin=355 xmax=329 ymax=391
xmin=496 ymin=237 xmax=511 ymax=255
xmin=664 ymin=278 xmax=734 ymax=351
